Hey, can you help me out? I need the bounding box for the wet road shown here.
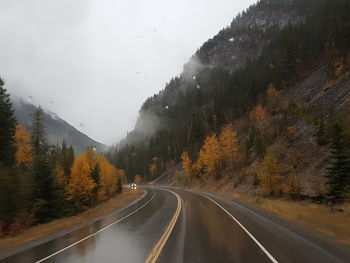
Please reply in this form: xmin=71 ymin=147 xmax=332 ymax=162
xmin=1 ymin=187 xmax=350 ymax=263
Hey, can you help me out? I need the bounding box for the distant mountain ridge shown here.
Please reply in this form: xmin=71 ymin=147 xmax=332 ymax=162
xmin=12 ymin=98 xmax=107 ymax=155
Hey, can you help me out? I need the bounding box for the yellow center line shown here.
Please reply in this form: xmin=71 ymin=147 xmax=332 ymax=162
xmin=145 ymin=189 xmax=182 ymax=263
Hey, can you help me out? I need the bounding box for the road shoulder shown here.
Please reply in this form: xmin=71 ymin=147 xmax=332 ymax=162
xmin=0 ymin=188 xmax=144 ymax=257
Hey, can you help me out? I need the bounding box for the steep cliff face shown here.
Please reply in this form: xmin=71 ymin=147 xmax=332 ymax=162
xmin=196 ymin=0 xmax=305 ymax=72
xmin=286 ymin=68 xmax=350 ymax=114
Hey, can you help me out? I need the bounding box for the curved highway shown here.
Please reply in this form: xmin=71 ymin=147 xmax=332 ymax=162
xmin=1 ymin=187 xmax=350 ymax=263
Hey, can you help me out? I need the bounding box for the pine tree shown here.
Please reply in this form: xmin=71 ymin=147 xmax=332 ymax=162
xmin=0 ymin=79 xmax=17 ymax=166
xmin=31 ymin=106 xmax=48 ymax=157
xmin=116 ymin=176 xmax=123 ymax=193
xmin=317 ymin=119 xmax=328 ymax=146
xmin=90 ymin=163 xmax=101 ymax=205
xmin=327 ymin=124 xmax=350 ymax=202
xmin=31 ymin=106 xmax=59 ymax=222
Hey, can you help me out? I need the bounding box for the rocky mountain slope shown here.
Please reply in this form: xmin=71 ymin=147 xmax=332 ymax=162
xmin=111 ymin=0 xmax=350 ymax=190
xmin=12 ymin=98 xmax=107 ymax=155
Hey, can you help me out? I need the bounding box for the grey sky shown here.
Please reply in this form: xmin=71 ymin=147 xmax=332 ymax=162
xmin=0 ymin=0 xmax=256 ymax=145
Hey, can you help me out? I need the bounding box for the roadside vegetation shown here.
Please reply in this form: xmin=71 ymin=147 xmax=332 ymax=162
xmin=177 ymin=86 xmax=350 ymax=203
xmin=0 ymin=82 xmax=127 ymax=238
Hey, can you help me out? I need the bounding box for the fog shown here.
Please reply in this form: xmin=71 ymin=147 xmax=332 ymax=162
xmin=0 ymin=0 xmax=256 ymax=145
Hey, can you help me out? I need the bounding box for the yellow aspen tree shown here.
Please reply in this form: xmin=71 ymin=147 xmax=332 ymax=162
xmin=117 ymin=169 xmax=127 ymax=184
xmin=54 ymin=162 xmax=67 ymax=186
xmin=84 ymin=146 xmax=97 ymax=169
xmin=66 ymin=154 xmax=96 ymax=208
xmin=257 ymin=153 xmax=284 ymax=196
xmin=96 ymin=155 xmax=117 ymax=201
xmin=149 ymin=157 xmax=159 ymax=177
xmin=181 ymin=151 xmax=192 ymax=179
xmin=13 ymin=125 xmax=32 ymax=168
xmin=283 ymin=174 xmax=303 ymax=198
xmin=199 ymin=134 xmax=222 ymax=179
xmin=191 ymin=159 xmax=203 ymax=179
xmin=134 ymin=175 xmax=143 ymax=185
xmin=249 ymin=105 xmax=268 ymax=122
xmin=219 ymin=123 xmax=238 ymax=167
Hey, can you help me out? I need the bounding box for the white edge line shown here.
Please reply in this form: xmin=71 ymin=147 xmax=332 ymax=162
xmin=200 ymin=194 xmax=279 ymax=263
xmin=35 ymin=191 xmax=156 ymax=263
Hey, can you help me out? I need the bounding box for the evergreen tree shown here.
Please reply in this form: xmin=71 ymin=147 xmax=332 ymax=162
xmin=317 ymin=119 xmax=328 ymax=146
xmin=0 ymin=78 xmax=17 ymax=166
xmin=31 ymin=106 xmax=59 ymax=222
xmin=116 ymin=176 xmax=123 ymax=193
xmin=31 ymin=106 xmax=47 ymax=157
xmin=91 ymin=163 xmax=101 ymax=205
xmin=327 ymin=124 xmax=350 ymax=202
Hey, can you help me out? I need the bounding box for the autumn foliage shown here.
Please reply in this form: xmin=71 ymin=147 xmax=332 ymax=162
xmin=249 ymin=105 xmax=268 ymax=123
xmin=181 ymin=151 xmax=192 ymax=179
xmin=134 ymin=175 xmax=143 ymax=185
xmin=181 ymin=123 xmax=240 ymax=181
xmin=64 ymin=148 xmax=125 ymax=208
xmin=14 ymin=125 xmax=32 ymax=168
xmin=66 ymin=154 xmax=96 ymax=208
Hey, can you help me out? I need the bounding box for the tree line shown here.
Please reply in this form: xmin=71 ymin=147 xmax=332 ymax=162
xmin=0 ymin=82 xmax=125 ymax=237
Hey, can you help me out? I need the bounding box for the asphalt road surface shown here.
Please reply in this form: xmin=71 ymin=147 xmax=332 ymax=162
xmin=1 ymin=187 xmax=350 ymax=263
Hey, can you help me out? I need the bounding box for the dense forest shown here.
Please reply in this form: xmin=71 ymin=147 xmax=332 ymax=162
xmin=0 ymin=84 xmax=125 ymax=236
xmin=109 ymin=0 xmax=350 ymax=201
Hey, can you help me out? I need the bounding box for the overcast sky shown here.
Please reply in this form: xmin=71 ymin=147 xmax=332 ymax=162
xmin=0 ymin=0 xmax=256 ymax=145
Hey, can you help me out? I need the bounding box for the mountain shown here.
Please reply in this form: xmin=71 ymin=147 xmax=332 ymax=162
xmin=110 ymin=0 xmax=350 ymax=192
xmin=12 ymin=98 xmax=107 ymax=155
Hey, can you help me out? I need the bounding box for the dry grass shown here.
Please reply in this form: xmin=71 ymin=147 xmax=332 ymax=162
xmin=230 ymin=192 xmax=350 ymax=245
xmin=190 ymin=178 xmax=350 ymax=245
xmin=0 ymin=189 xmax=143 ymax=255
